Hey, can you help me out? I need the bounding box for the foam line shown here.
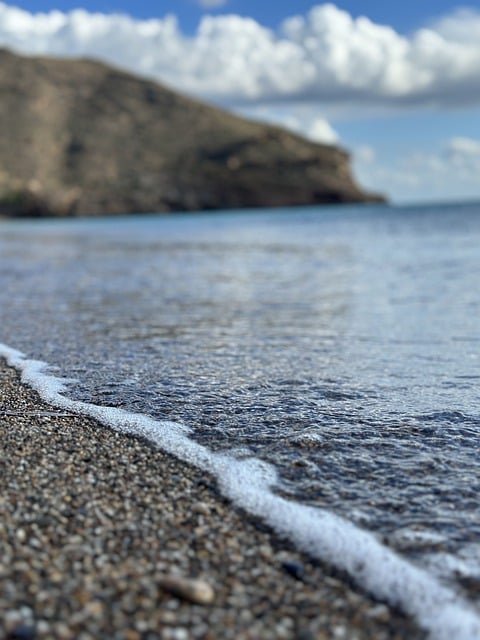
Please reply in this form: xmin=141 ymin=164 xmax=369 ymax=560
xmin=1 ymin=342 xmax=479 ymax=640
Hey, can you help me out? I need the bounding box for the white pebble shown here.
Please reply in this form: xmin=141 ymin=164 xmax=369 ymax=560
xmin=158 ymin=574 xmax=215 ymax=605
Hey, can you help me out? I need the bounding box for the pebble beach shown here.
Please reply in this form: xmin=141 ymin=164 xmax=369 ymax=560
xmin=0 ymin=359 xmax=424 ymax=640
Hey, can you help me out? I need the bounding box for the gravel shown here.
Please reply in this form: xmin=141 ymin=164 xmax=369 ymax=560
xmin=0 ymin=360 xmax=424 ymax=639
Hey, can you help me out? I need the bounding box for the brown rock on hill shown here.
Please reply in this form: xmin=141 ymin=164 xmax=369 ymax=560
xmin=0 ymin=48 xmax=385 ymax=218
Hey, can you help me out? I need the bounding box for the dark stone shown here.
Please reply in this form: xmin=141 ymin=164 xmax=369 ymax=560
xmin=281 ymin=560 xmax=305 ymax=580
xmin=8 ymin=624 xmax=36 ymax=640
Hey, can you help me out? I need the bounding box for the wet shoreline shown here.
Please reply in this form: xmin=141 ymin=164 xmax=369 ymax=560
xmin=0 ymin=359 xmax=423 ymax=639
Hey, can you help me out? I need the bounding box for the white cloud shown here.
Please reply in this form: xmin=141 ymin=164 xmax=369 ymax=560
xmin=196 ymin=0 xmax=231 ymax=8
xmin=239 ymin=105 xmax=339 ymax=144
xmin=446 ymin=137 xmax=480 ymax=175
xmin=354 ymin=137 xmax=480 ymax=203
xmin=307 ymin=117 xmax=339 ymax=144
xmin=354 ymin=146 xmax=376 ymax=164
xmin=430 ymin=8 xmax=480 ymax=44
xmin=447 ymin=136 xmax=480 ymax=156
xmin=1 ymin=2 xmax=480 ymax=113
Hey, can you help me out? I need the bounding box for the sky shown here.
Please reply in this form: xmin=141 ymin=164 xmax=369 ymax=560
xmin=1 ymin=1 xmax=480 ymax=203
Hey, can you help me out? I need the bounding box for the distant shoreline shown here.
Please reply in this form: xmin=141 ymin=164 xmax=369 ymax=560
xmin=2 ymin=197 xmax=480 ymax=223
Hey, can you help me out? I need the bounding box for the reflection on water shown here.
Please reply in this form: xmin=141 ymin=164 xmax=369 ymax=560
xmin=1 ymin=203 xmax=480 ymax=590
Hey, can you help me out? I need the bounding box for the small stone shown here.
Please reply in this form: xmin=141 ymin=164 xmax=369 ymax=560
xmin=366 ymin=604 xmax=391 ymax=622
xmin=73 ymin=589 xmax=91 ymax=606
xmin=49 ymin=571 xmax=63 ymax=584
xmin=54 ymin=622 xmax=73 ymax=640
xmin=193 ymin=525 xmax=208 ymax=536
xmin=192 ymin=502 xmax=210 ymax=516
xmin=16 ymin=528 xmax=27 ymax=543
xmin=19 ymin=607 xmax=34 ymax=621
xmin=8 ymin=624 xmax=36 ymax=640
xmin=258 ymin=544 xmax=273 ymax=559
xmin=159 ymin=610 xmax=177 ymax=624
xmin=158 ymin=575 xmax=215 ymax=605
xmin=5 ymin=611 xmax=23 ymax=630
xmin=134 ymin=620 xmax=150 ymax=633
xmin=295 ymin=631 xmax=316 ymax=640
xmin=36 ymin=621 xmax=50 ymax=637
xmin=84 ymin=600 xmax=104 ymax=618
xmin=281 ymin=560 xmax=305 ymax=581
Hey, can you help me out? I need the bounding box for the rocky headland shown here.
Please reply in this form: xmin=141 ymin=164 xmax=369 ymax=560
xmin=0 ymin=48 xmax=385 ymax=218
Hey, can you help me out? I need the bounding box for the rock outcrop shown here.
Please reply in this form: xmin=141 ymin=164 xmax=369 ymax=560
xmin=0 ymin=48 xmax=385 ymax=218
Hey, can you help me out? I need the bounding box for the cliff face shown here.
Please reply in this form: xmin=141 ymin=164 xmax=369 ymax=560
xmin=0 ymin=49 xmax=384 ymax=218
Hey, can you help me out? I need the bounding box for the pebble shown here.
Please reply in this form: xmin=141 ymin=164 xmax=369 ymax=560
xmin=366 ymin=604 xmax=391 ymax=622
xmin=157 ymin=575 xmax=216 ymax=605
xmin=7 ymin=625 xmax=36 ymax=640
xmin=192 ymin=502 xmax=211 ymax=516
xmin=281 ymin=560 xmax=305 ymax=581
xmin=16 ymin=528 xmax=27 ymax=543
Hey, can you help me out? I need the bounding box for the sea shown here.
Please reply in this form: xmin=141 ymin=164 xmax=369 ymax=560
xmin=1 ymin=201 xmax=480 ymax=638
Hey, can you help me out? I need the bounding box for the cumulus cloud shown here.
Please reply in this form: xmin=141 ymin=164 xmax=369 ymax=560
xmin=0 ymin=2 xmax=480 ymax=111
xmin=239 ymin=105 xmax=339 ymax=144
xmin=307 ymin=117 xmax=339 ymax=144
xmin=430 ymin=8 xmax=480 ymax=44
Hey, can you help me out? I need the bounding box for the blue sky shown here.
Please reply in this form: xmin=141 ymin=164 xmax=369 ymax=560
xmin=8 ymin=0 xmax=467 ymax=33
xmin=1 ymin=0 xmax=480 ymax=203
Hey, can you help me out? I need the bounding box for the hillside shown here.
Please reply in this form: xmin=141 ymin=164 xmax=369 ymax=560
xmin=0 ymin=49 xmax=385 ymax=217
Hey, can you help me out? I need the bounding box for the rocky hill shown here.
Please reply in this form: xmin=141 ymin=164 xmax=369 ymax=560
xmin=0 ymin=48 xmax=385 ymax=218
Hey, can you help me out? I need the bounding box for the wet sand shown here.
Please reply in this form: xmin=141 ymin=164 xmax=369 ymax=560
xmin=0 ymin=359 xmax=423 ymax=639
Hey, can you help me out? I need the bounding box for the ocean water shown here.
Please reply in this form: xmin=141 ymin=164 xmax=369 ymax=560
xmin=1 ymin=202 xmax=480 ymax=637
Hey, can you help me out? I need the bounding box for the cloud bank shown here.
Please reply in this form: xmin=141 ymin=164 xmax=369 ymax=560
xmin=354 ymin=135 xmax=480 ymax=203
xmin=0 ymin=2 xmax=480 ymax=112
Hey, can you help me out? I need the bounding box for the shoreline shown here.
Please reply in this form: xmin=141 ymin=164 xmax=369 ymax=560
xmin=0 ymin=359 xmax=423 ymax=639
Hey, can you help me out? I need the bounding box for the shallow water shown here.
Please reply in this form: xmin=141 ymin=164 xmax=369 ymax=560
xmin=1 ymin=202 xmax=480 ymax=591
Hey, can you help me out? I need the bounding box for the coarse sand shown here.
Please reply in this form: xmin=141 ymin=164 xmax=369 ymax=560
xmin=0 ymin=360 xmax=423 ymax=639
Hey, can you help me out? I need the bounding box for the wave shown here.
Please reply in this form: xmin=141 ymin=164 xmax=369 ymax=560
xmin=1 ymin=342 xmax=479 ymax=640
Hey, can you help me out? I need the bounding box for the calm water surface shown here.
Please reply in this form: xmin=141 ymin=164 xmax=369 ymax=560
xmin=1 ymin=202 xmax=479 ymax=588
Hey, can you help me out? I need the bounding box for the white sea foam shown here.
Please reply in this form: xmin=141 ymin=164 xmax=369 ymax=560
xmin=1 ymin=342 xmax=480 ymax=640
xmin=425 ymin=545 xmax=480 ymax=584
